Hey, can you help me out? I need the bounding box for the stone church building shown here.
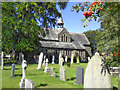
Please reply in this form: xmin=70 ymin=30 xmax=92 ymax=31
xmin=39 ymin=13 xmax=92 ymax=63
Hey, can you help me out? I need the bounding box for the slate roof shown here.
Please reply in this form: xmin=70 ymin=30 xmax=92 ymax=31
xmin=39 ymin=28 xmax=90 ymax=50
xmin=40 ymin=41 xmax=85 ymax=49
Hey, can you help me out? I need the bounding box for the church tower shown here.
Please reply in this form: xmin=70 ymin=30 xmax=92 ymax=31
xmin=57 ymin=11 xmax=64 ymax=28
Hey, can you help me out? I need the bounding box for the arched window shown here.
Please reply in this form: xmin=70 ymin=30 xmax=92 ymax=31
xmin=61 ymin=36 xmax=63 ymax=42
xmin=66 ymin=37 xmax=67 ymax=42
xmin=64 ymin=34 xmax=65 ymax=42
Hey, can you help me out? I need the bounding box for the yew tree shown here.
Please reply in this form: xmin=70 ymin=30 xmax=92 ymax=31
xmin=2 ymin=2 xmax=67 ymax=56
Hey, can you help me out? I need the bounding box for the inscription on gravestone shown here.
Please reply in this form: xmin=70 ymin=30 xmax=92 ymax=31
xmin=74 ymin=67 xmax=84 ymax=85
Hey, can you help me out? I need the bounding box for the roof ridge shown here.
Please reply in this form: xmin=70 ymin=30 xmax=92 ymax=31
xmin=69 ymin=32 xmax=85 ymax=35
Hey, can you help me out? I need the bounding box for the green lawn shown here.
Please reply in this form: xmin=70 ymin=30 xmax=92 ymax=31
xmin=1 ymin=63 xmax=119 ymax=88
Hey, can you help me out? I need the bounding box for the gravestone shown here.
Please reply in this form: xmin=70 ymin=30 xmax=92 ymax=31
xmin=10 ymin=64 xmax=15 ymax=77
xmin=52 ymin=55 xmax=55 ymax=64
xmin=59 ymin=58 xmax=66 ymax=81
xmin=44 ymin=58 xmax=50 ymax=73
xmin=37 ymin=52 xmax=43 ymax=70
xmin=25 ymin=79 xmax=35 ymax=89
xmin=84 ymin=52 xmax=113 ymax=88
xmin=19 ymin=60 xmax=35 ymax=89
xmin=74 ymin=67 xmax=84 ymax=85
xmin=50 ymin=67 xmax=56 ymax=77
xmin=19 ymin=60 xmax=27 ymax=88
xmin=42 ymin=55 xmax=46 ymax=66
xmin=1 ymin=51 xmax=4 ymax=70
xmin=65 ymin=56 xmax=68 ymax=63
xmin=87 ymin=57 xmax=90 ymax=62
xmin=59 ymin=52 xmax=62 ymax=65
xmin=22 ymin=54 xmax=24 ymax=60
xmin=18 ymin=52 xmax=22 ymax=64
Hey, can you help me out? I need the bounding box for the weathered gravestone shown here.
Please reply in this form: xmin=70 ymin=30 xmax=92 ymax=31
xmin=19 ymin=60 xmax=35 ymax=89
xmin=74 ymin=67 xmax=84 ymax=85
xmin=18 ymin=52 xmax=22 ymax=64
xmin=52 ymin=55 xmax=55 ymax=64
xmin=10 ymin=64 xmax=15 ymax=77
xmin=44 ymin=58 xmax=50 ymax=73
xmin=25 ymin=79 xmax=35 ymax=89
xmin=1 ymin=51 xmax=4 ymax=70
xmin=37 ymin=52 xmax=43 ymax=70
xmin=84 ymin=52 xmax=113 ymax=88
xmin=50 ymin=67 xmax=56 ymax=77
xmin=42 ymin=55 xmax=46 ymax=66
xmin=65 ymin=56 xmax=68 ymax=63
xmin=59 ymin=58 xmax=66 ymax=81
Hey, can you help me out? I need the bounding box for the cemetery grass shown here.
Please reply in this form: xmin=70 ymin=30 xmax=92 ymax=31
xmin=2 ymin=63 xmax=118 ymax=88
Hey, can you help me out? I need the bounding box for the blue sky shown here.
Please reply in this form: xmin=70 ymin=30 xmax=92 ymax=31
xmin=57 ymin=2 xmax=101 ymax=33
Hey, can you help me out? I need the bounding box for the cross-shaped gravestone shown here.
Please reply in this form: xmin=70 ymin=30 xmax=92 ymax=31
xmin=52 ymin=55 xmax=55 ymax=64
xmin=19 ymin=60 xmax=35 ymax=89
xmin=50 ymin=67 xmax=56 ymax=77
xmin=44 ymin=58 xmax=50 ymax=73
xmin=74 ymin=67 xmax=84 ymax=85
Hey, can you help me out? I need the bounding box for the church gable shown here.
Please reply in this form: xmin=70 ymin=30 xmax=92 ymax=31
xmin=58 ymin=28 xmax=71 ymax=43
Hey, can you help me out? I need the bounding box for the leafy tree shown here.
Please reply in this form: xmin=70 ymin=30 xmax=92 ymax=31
xmin=83 ymin=30 xmax=98 ymax=54
xmin=72 ymin=2 xmax=120 ymax=65
xmin=2 ymin=2 xmax=67 ymax=60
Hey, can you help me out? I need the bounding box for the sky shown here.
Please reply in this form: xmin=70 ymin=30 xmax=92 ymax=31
xmin=57 ymin=2 xmax=101 ymax=33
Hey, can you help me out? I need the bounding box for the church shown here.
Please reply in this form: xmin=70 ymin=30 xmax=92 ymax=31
xmin=39 ymin=13 xmax=92 ymax=63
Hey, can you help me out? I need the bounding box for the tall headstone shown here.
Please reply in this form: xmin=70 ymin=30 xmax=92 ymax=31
xmin=42 ymin=55 xmax=46 ymax=66
xmin=59 ymin=58 xmax=66 ymax=81
xmin=50 ymin=67 xmax=56 ymax=77
xmin=59 ymin=52 xmax=62 ymax=65
xmin=10 ymin=64 xmax=15 ymax=77
xmin=19 ymin=52 xmax=22 ymax=64
xmin=65 ymin=56 xmax=68 ymax=63
xmin=76 ymin=55 xmax=79 ymax=63
xmin=19 ymin=60 xmax=35 ymax=89
xmin=52 ymin=55 xmax=55 ymax=64
xmin=44 ymin=58 xmax=50 ymax=73
xmin=37 ymin=52 xmax=43 ymax=70
xmin=84 ymin=52 xmax=113 ymax=88
xmin=74 ymin=67 xmax=84 ymax=85
xmin=1 ymin=51 xmax=4 ymax=70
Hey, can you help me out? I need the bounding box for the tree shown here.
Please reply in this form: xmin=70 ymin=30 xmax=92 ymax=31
xmin=83 ymin=30 xmax=98 ymax=54
xmin=72 ymin=2 xmax=120 ymax=65
xmin=2 ymin=2 xmax=67 ymax=60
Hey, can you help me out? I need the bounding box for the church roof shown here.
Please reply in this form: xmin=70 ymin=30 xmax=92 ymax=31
xmin=39 ymin=28 xmax=90 ymax=50
xmin=39 ymin=41 xmax=85 ymax=49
